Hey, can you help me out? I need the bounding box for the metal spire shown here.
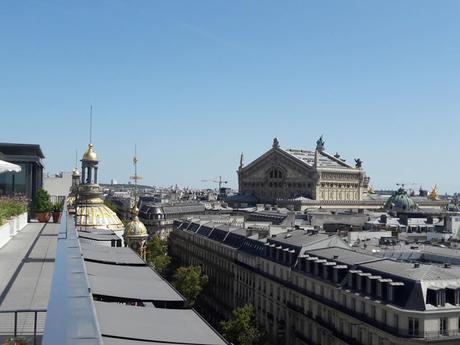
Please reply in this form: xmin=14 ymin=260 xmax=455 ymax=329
xmin=130 ymin=144 xmax=142 ymax=204
xmin=89 ymin=105 xmax=93 ymax=144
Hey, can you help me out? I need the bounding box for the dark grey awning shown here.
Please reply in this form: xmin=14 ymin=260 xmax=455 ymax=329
xmin=86 ymin=262 xmax=183 ymax=302
xmin=78 ymin=231 xmax=120 ymax=241
xmin=81 ymin=243 xmax=145 ymax=265
xmin=95 ymin=302 xmax=227 ymax=345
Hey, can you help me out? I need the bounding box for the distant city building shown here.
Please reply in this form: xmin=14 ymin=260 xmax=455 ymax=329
xmin=139 ymin=202 xmax=206 ymax=239
xmin=43 ymin=171 xmax=73 ymax=197
xmin=171 ymin=217 xmax=460 ymax=345
xmin=67 ymin=168 xmax=80 ymax=213
xmin=237 ymin=137 xmax=370 ymax=203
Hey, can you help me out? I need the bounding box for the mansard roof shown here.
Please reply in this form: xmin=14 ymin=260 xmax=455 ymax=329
xmin=268 ymin=231 xmax=350 ymax=254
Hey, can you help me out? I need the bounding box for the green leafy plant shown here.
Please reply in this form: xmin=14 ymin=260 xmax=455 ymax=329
xmin=146 ymin=235 xmax=172 ymax=276
xmin=172 ymin=265 xmax=208 ymax=306
xmin=2 ymin=336 xmax=29 ymax=344
xmin=220 ymin=305 xmax=264 ymax=345
xmin=52 ymin=201 xmax=64 ymax=212
xmin=0 ymin=196 xmax=27 ymax=225
xmin=33 ymin=189 xmax=52 ymax=213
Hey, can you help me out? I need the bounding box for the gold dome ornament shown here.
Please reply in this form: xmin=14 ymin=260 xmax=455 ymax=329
xmin=72 ymin=168 xmax=80 ymax=177
xmin=428 ymin=185 xmax=439 ymax=201
xmin=124 ymin=205 xmax=148 ymax=237
xmin=82 ymin=143 xmax=98 ymax=161
xmin=76 ymin=202 xmax=125 ymax=231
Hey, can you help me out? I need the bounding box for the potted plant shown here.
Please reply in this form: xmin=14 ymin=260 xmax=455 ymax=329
xmin=33 ymin=189 xmax=52 ymax=223
xmin=2 ymin=337 xmax=28 ymax=345
xmin=52 ymin=201 xmax=63 ymax=223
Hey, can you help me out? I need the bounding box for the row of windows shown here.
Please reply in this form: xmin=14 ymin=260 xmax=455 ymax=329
xmin=268 ymin=169 xmax=283 ymax=179
xmin=320 ymin=182 xmax=359 ymax=188
xmin=243 ymin=181 xmax=310 ymax=188
xmin=171 ymin=229 xmax=460 ymax=344
xmin=320 ymin=190 xmax=358 ymax=200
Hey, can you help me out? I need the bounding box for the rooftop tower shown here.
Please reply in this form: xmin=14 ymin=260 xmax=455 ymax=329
xmin=75 ymin=107 xmax=124 ymax=237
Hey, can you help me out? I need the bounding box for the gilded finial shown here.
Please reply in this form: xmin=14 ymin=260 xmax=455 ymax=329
xmin=131 ymin=204 xmax=140 ymax=218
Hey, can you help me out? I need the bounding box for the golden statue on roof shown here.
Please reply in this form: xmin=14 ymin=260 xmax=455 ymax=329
xmin=428 ymin=185 xmax=439 ymax=200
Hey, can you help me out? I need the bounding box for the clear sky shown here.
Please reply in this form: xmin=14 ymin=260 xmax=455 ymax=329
xmin=1 ymin=1 xmax=459 ymax=193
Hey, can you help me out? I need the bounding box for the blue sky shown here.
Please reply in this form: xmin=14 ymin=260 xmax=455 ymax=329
xmin=1 ymin=1 xmax=459 ymax=193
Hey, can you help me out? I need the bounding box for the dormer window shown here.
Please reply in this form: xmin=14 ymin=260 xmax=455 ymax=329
xmin=438 ymin=290 xmax=446 ymax=307
xmin=446 ymin=287 xmax=460 ymax=305
xmin=388 ymin=285 xmax=394 ymax=302
xmin=427 ymin=288 xmax=446 ymax=307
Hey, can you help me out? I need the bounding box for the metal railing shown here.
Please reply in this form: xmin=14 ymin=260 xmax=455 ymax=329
xmin=0 ymin=309 xmax=47 ymax=345
xmin=245 ymin=264 xmax=460 ymax=341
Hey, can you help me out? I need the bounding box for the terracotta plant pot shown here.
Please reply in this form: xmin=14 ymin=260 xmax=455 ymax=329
xmin=36 ymin=212 xmax=50 ymax=223
xmin=52 ymin=212 xmax=62 ymax=223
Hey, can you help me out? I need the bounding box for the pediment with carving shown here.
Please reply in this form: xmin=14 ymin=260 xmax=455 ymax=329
xmin=241 ymin=150 xmax=312 ymax=180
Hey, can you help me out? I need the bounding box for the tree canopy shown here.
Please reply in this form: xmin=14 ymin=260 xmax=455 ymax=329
xmin=145 ymin=235 xmax=171 ymax=275
xmin=172 ymin=266 xmax=208 ymax=306
xmin=220 ymin=304 xmax=263 ymax=345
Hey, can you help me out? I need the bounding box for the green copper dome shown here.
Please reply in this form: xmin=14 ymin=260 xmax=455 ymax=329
xmin=385 ymin=188 xmax=417 ymax=212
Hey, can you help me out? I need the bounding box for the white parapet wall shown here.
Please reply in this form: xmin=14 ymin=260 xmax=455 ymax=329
xmin=0 ymin=212 xmax=28 ymax=248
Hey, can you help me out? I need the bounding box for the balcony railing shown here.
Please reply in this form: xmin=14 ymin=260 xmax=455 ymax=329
xmin=243 ymin=264 xmax=460 ymax=341
xmin=0 ymin=309 xmax=46 ymax=345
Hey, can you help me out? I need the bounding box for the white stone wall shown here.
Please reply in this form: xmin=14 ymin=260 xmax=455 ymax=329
xmin=0 ymin=212 xmax=28 ymax=248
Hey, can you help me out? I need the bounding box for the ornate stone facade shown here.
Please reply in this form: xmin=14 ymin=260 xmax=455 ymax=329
xmin=238 ymin=137 xmax=369 ymax=203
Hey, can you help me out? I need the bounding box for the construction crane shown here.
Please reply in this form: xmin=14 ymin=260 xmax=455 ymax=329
xmin=396 ymin=182 xmax=420 ymax=196
xmin=201 ymin=176 xmax=228 ymax=190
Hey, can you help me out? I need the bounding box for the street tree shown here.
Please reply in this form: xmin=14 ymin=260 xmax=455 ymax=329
xmin=172 ymin=266 xmax=208 ymax=306
xmin=220 ymin=304 xmax=263 ymax=345
xmin=146 ymin=235 xmax=171 ymax=275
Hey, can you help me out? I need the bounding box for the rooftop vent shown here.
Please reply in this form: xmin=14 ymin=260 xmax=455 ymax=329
xmin=444 ymin=263 xmax=452 ymax=268
xmin=413 ymin=263 xmax=420 ymax=268
xmin=333 ymin=255 xmax=339 ymax=260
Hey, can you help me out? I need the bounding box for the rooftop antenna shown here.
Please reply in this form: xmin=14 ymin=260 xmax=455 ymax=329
xmin=89 ymin=105 xmax=93 ymax=144
xmin=129 ymin=144 xmax=142 ymax=204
